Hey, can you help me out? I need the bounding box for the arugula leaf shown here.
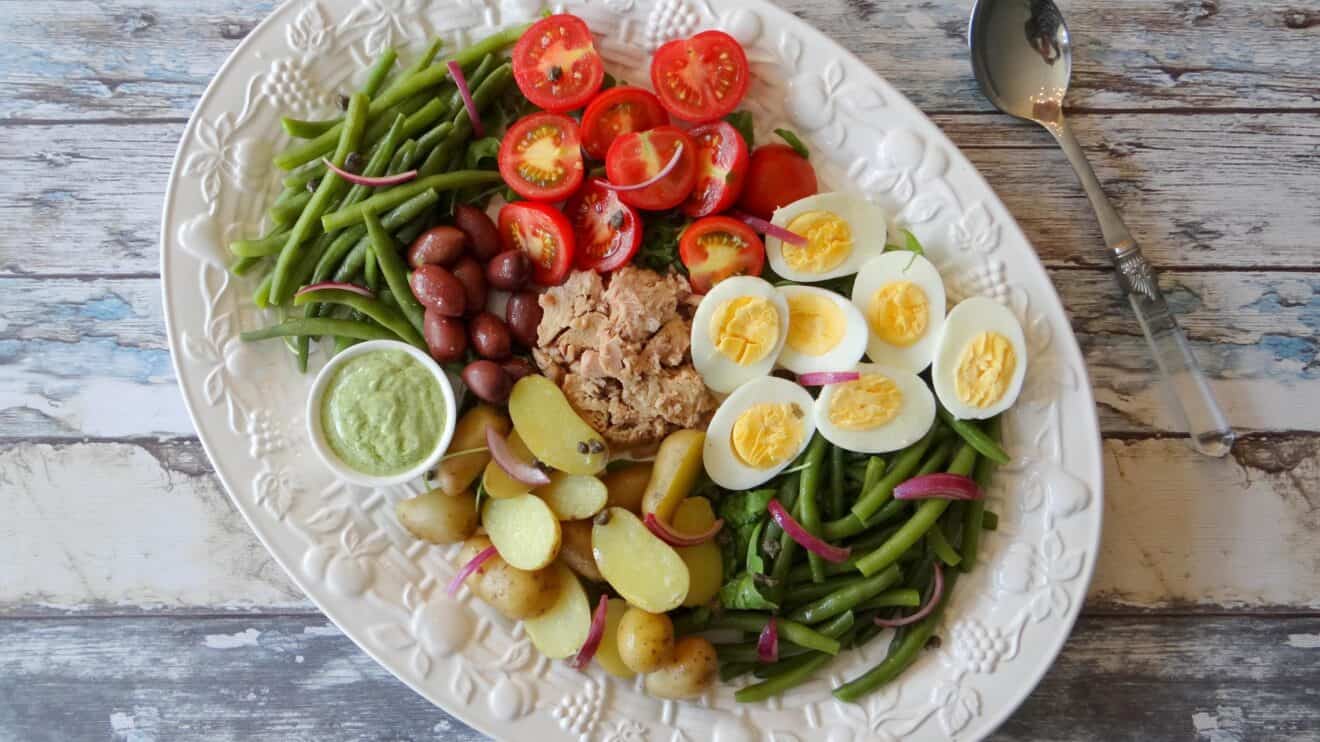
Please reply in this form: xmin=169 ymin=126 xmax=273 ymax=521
xmin=774 ymin=128 xmax=810 ymax=159
xmin=464 ymin=137 xmax=501 ymax=170
xmin=885 ymin=228 xmax=925 ymax=256
xmin=636 ymin=210 xmax=689 ymax=273
xmin=725 ymin=110 xmax=755 ymax=148
xmin=719 ymin=572 xmax=779 ymax=611
xmin=718 ymin=488 xmax=775 ymax=528
xmin=746 ymin=520 xmax=766 ymax=575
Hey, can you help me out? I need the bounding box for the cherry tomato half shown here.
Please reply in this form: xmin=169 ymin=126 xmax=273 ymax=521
xmin=678 ymin=216 xmax=766 ymax=294
xmin=681 ymin=120 xmax=750 ymax=218
xmin=604 ymin=126 xmax=698 ymax=211
xmin=736 ymin=143 xmax=818 ymax=220
xmin=650 ymin=30 xmax=751 ymax=123
xmin=512 ymin=14 xmax=606 ymax=113
xmin=565 ymin=180 xmax=643 ymax=273
xmin=580 ymin=86 xmax=670 ymax=161
xmin=498 ymin=201 xmax=576 ymax=286
xmin=498 ymin=112 xmax=585 ymax=203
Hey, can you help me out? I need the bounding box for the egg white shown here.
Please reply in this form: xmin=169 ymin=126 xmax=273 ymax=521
xmin=932 ymin=296 xmax=1028 ymax=420
xmin=775 ymin=285 xmax=869 ymax=375
xmin=691 ymin=276 xmax=790 ymax=394
xmin=850 ymin=252 xmax=947 ymax=373
xmin=765 ymin=192 xmax=889 ymax=283
xmin=703 ymin=377 xmax=817 ymax=490
xmin=813 ymin=363 xmax=936 ymax=454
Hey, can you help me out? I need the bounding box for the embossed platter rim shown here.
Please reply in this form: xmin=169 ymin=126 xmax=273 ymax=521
xmin=161 ymin=1 xmax=1105 ymax=740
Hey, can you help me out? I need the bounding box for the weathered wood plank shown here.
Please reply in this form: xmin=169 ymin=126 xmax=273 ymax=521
xmin=1 ymin=614 xmax=1317 ymax=741
xmin=4 ymin=0 xmax=1318 ymax=120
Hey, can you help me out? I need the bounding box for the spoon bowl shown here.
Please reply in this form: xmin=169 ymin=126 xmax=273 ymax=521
xmin=969 ymin=0 xmax=1072 ymax=125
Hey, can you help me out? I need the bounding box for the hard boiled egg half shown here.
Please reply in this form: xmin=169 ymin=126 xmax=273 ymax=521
xmin=851 ymin=252 xmax=947 ymax=373
xmin=814 ymin=364 xmax=935 ymax=454
xmin=704 ymin=377 xmax=817 ymax=490
xmin=932 ymin=296 xmax=1028 ymax=420
xmin=775 ymin=285 xmax=868 ymax=375
xmin=691 ymin=276 xmax=790 ymax=394
xmin=765 ymin=193 xmax=888 ymax=283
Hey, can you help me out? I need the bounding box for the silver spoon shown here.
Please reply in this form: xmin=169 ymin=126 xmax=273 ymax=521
xmin=968 ymin=0 xmax=1235 ymax=457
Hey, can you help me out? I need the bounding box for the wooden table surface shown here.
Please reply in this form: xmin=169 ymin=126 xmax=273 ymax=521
xmin=3 ymin=1 xmax=1319 ymax=739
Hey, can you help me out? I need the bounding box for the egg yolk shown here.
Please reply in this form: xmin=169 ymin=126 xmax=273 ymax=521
xmin=710 ymin=296 xmax=779 ymax=366
xmin=786 ymin=293 xmax=845 ymax=356
xmin=828 ymin=374 xmax=903 ymax=431
xmin=955 ymin=331 xmax=1017 ymax=408
xmin=731 ymin=402 xmax=806 ymax=468
xmin=782 ymin=211 xmax=852 ymax=274
xmin=868 ymin=281 xmax=929 ymax=347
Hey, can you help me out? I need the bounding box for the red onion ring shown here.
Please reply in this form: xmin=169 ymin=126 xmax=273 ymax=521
xmin=571 ymin=595 xmax=610 ymax=670
xmin=734 ymin=211 xmax=808 ymax=246
xmin=322 ymin=157 xmax=418 ymax=188
xmin=875 ymin=562 xmax=944 ymax=627
xmin=294 ymin=281 xmax=375 ymax=299
xmin=485 ymin=428 xmax=551 ymax=486
xmin=757 ymin=617 xmax=779 ymax=663
xmin=446 ymin=545 xmax=497 ymax=597
xmin=768 ymin=500 xmax=851 ymax=563
xmin=597 ymin=144 xmax=684 ymax=192
xmin=643 ymin=513 xmax=724 ymax=547
xmin=797 ymin=371 xmax=862 ymax=387
xmin=893 ymin=473 xmax=983 ymax=501
xmin=448 ymin=61 xmax=484 ymax=137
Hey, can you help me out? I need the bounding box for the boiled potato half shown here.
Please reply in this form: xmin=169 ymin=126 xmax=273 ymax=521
xmin=644 ymin=637 xmax=719 ymax=699
xmin=458 ymin=536 xmax=558 ymax=620
xmin=592 ymin=507 xmax=689 ymax=613
xmin=436 ymin=405 xmax=510 ymax=496
xmin=558 ymin=519 xmax=603 ymax=582
xmin=641 ymin=429 xmax=706 ymax=522
xmin=483 ymin=493 xmax=561 ymax=570
xmin=537 ymin=472 xmax=608 ymax=520
xmin=509 ymin=375 xmax=608 ymax=475
xmin=523 ymin=563 xmax=592 ymax=659
xmin=482 ymin=430 xmax=536 ymax=500
xmin=594 ymin=598 xmax=635 ymax=679
xmin=600 ymin=462 xmax=652 ymax=513
xmin=617 ymin=607 xmax=676 ymax=674
xmin=672 ymin=497 xmax=724 ymax=607
xmin=396 ymin=488 xmax=478 ymax=545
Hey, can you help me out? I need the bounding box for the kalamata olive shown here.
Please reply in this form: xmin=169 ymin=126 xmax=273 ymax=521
xmin=462 ymin=360 xmax=512 ymax=404
xmin=450 ymin=256 xmax=488 ymax=318
xmin=408 ymin=226 xmax=467 ymax=268
xmin=453 ymin=204 xmax=502 ymax=261
xmin=501 ymin=357 xmax=536 ymax=382
xmin=505 ymin=291 xmax=544 ymax=348
xmin=486 ymin=250 xmax=532 ymax=291
xmin=423 ymin=309 xmax=468 ymax=363
xmin=410 ymin=265 xmax=466 ymax=317
xmin=469 ymin=312 xmax=513 ymax=361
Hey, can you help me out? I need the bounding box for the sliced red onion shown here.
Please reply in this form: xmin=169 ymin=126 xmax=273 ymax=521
xmin=446 ymin=545 xmax=497 ymax=597
xmin=797 ymin=371 xmax=861 ymax=387
xmin=571 ymin=595 xmax=610 ymax=670
xmin=322 ymin=157 xmax=418 ymax=188
xmin=448 ymin=61 xmax=484 ymax=137
xmin=757 ymin=617 xmax=779 ymax=663
xmin=768 ymin=500 xmax=851 ymax=563
xmin=294 ymin=281 xmax=375 ymax=299
xmin=644 ymin=513 xmax=724 ymax=548
xmin=894 ymin=473 xmax=983 ymax=501
xmin=598 ymin=144 xmax=684 ymax=192
xmin=486 ymin=428 xmax=551 ymax=486
xmin=735 ymin=211 xmax=808 ymax=246
xmin=875 ymin=562 xmax=944 ymax=628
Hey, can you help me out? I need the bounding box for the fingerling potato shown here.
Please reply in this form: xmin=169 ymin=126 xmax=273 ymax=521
xmin=672 ymin=497 xmax=724 ymax=607
xmin=436 ymin=405 xmax=510 ymax=496
xmin=396 ymin=488 xmax=478 ymax=544
xmin=482 ymin=431 xmax=535 ymax=500
xmin=524 ymin=563 xmax=592 ymax=659
xmin=592 ymin=507 xmax=689 ymax=613
xmin=594 ymin=598 xmax=635 ymax=679
xmin=617 ymin=607 xmax=675 ymax=674
xmin=483 ymin=494 xmax=561 ymax=570
xmin=537 ymin=472 xmax=608 ymax=520
xmin=641 ymin=429 xmax=705 ymax=522
xmin=558 ymin=519 xmax=603 ymax=582
xmin=509 ymin=375 xmax=608 ymax=475
xmin=644 ymin=637 xmax=719 ymax=699
xmin=458 ymin=536 xmax=557 ymax=620
xmin=600 ymin=462 xmax=652 ymax=513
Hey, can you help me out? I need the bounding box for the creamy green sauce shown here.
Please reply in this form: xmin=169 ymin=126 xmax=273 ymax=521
xmin=321 ymin=350 xmax=444 ymax=476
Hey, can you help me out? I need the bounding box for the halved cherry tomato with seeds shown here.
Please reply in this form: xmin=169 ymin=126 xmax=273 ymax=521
xmin=566 ymin=180 xmax=643 ymax=273
xmin=498 ymin=112 xmax=585 ymax=203
xmin=512 ymin=14 xmax=606 ymax=113
xmin=650 ymin=31 xmax=751 ymax=123
xmin=681 ymin=120 xmax=749 ymax=218
xmin=580 ymin=86 xmax=670 ymax=161
xmin=736 ymin=143 xmax=818 ymax=220
xmin=604 ymin=126 xmax=698 ymax=211
xmin=678 ymin=216 xmax=765 ymax=294
xmin=499 ymin=201 xmax=576 ymax=286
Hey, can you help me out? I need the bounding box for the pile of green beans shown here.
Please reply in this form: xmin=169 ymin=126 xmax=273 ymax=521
xmin=685 ymin=417 xmax=1006 ymax=704
xmin=225 ymin=28 xmax=528 ymax=361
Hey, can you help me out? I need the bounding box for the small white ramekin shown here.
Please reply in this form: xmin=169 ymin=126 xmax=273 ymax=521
xmin=306 ymin=339 xmax=457 ymax=488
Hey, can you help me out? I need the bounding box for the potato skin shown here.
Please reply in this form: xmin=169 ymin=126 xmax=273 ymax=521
xmin=458 ymin=536 xmax=558 ymax=620
xmin=435 ymin=405 xmax=510 ymax=496
xmin=644 ymin=636 xmax=719 ymax=700
xmin=617 ymin=607 xmax=676 ymax=674
xmin=396 ymin=488 xmax=478 ymax=544
xmin=640 ymin=430 xmax=706 ymax=522
xmin=558 ymin=519 xmax=603 ymax=582
xmin=600 ymin=462 xmax=653 ymax=514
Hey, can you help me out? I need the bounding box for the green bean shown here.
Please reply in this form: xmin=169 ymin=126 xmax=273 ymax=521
xmin=314 ymin=138 xmax=422 ymax=284
xmin=365 ymin=212 xmax=426 ymax=335
xmin=228 ymin=229 xmax=292 ymax=258
xmin=788 ymin=557 xmax=862 ymax=584
xmin=854 ymin=444 xmax=979 ymax=577
xmin=783 ymin=574 xmax=868 ymax=606
xmin=418 ymin=64 xmax=515 ymax=177
xmin=394 ymin=211 xmax=431 ymax=246
xmin=273 ymin=25 xmax=528 ymax=170
xmin=382 ymin=38 xmax=444 ymax=96
xmin=766 ymin=479 xmax=802 ymax=606
xmin=844 ymin=525 xmax=903 ymax=555
xmin=858 ymin=588 xmax=922 ymax=611
xmin=777 ymin=618 xmax=839 ymax=655
xmin=231 ymin=255 xmax=265 ymax=277
xmin=833 ymin=571 xmax=960 ymax=703
xmin=321 ymin=170 xmax=502 ymax=232
xmin=253 ymin=273 xmax=274 ymax=308
xmin=293 ymin=289 xmax=425 ymax=350
xmin=961 ymin=417 xmax=1000 ymax=571
xmin=736 ymin=652 xmax=832 ymax=702
xmin=860 ymin=456 xmax=885 ymax=497
xmin=926 ymin=525 xmax=962 ymax=567
xmin=268 ymin=93 xmax=369 ymax=304
xmin=240 ymin=317 xmax=397 ymax=343
xmin=334 ymin=335 xmax=362 ymax=355
xmin=279 ymin=48 xmax=399 ymax=140
xmin=788 ymin=564 xmax=902 ymax=624
xmin=750 ymin=650 xmax=820 ymax=681
xmin=850 ymin=425 xmax=941 ymax=522
xmin=360 ymin=47 xmax=398 ymax=97
xmin=268 ymin=190 xmax=311 ymax=226
xmin=331 ymin=189 xmax=438 ymax=283
xmin=364 ymin=248 xmax=382 ymax=291
xmin=982 ymin=510 xmax=999 ymax=531
xmin=798 ymin=434 xmax=829 ymax=583
xmin=720 ymin=662 xmax=757 ymax=682
xmin=283 ymin=160 xmax=327 ymax=191
xmin=416 ymin=120 xmax=456 ymax=157
xmin=937 ymin=406 xmax=1009 ymax=464
xmin=829 ymin=444 xmax=846 ymax=519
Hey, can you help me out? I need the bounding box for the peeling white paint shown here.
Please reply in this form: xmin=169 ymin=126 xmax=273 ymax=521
xmin=109 ymin=706 xmax=160 ymax=742
xmin=1286 ymin=633 xmax=1320 ymax=649
xmin=1192 ymin=706 xmax=1246 ymax=742
xmin=303 ymin=623 xmax=340 ymax=637
xmin=203 ymin=628 xmax=260 ymax=649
